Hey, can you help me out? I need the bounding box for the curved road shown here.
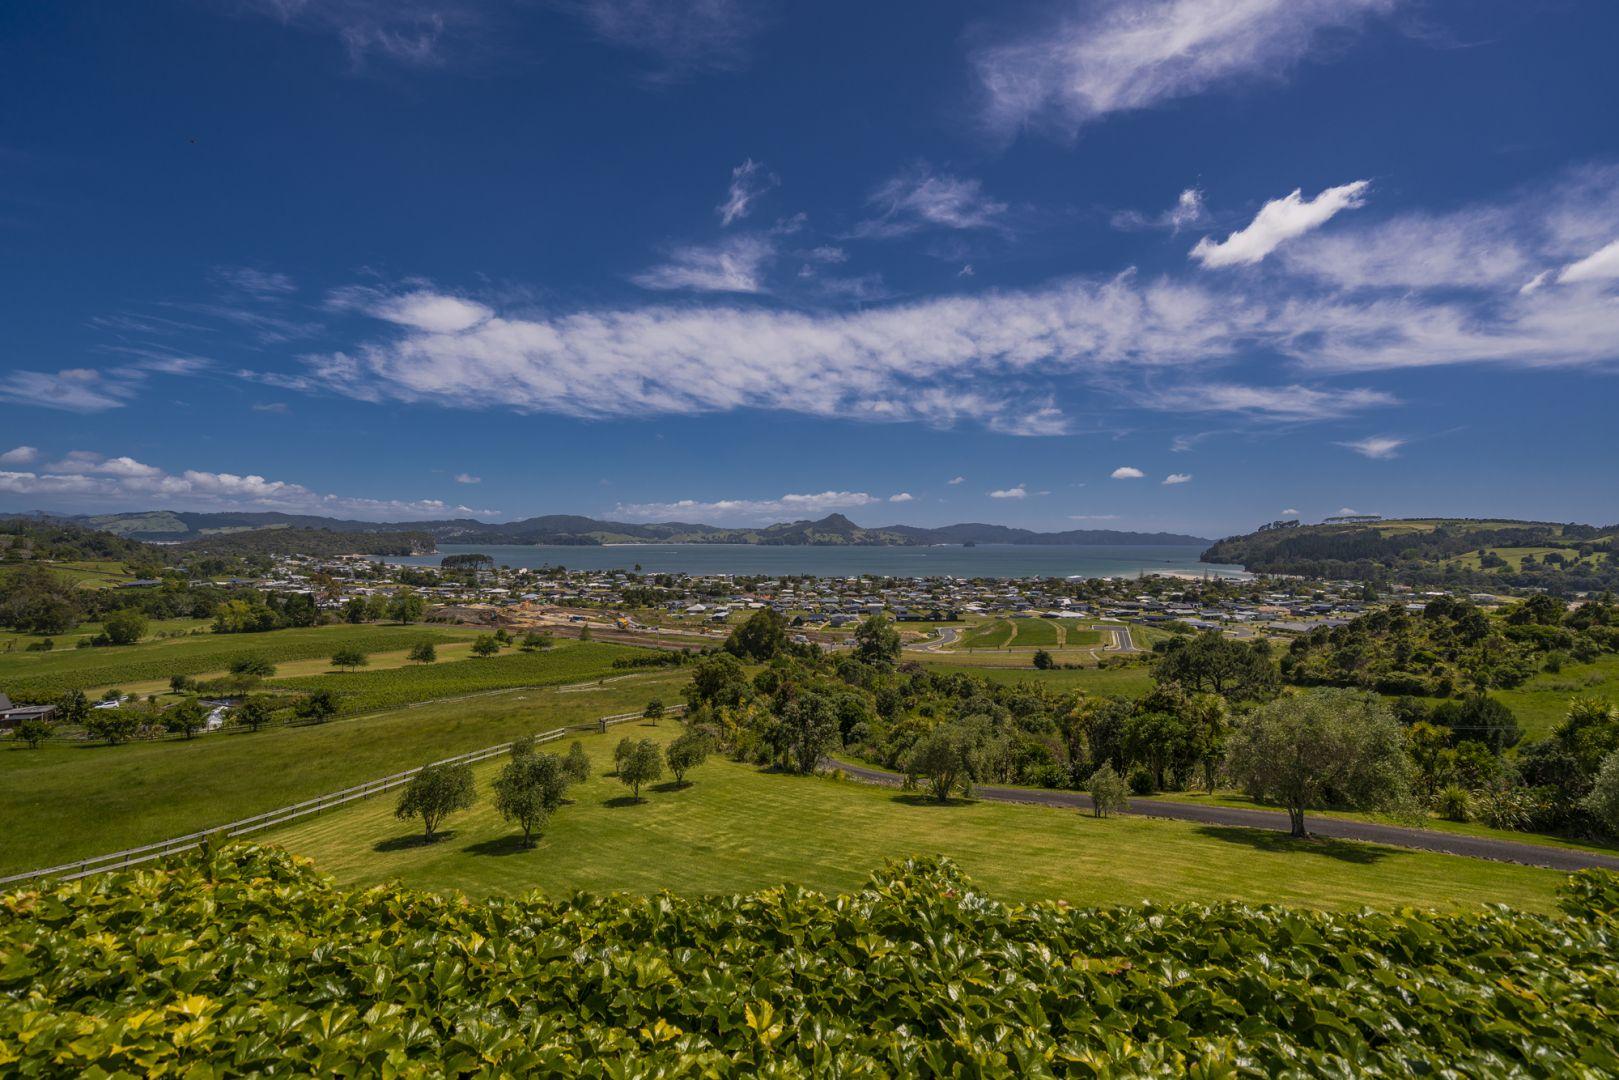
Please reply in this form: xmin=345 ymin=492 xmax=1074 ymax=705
xmin=830 ymin=758 xmax=1619 ymax=873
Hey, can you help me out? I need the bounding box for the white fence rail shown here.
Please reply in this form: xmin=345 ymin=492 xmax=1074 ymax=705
xmin=0 ymin=704 xmax=684 ymax=889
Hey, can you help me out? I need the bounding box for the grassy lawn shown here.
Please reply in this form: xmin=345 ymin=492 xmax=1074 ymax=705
xmin=1008 ymin=618 xmax=1060 ymax=647
xmin=1135 ymin=790 xmax=1619 ymax=857
xmin=0 ymin=622 xmax=481 ymax=700
xmin=267 ymin=724 xmax=1564 ymax=912
xmin=0 ymin=668 xmax=689 ymax=875
xmin=1061 ymin=622 xmax=1102 ymax=646
xmin=958 ymin=620 xmax=1014 ymax=649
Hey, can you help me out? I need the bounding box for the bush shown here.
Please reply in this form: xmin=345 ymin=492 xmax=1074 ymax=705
xmin=1087 ymin=764 xmax=1129 ymax=818
xmin=5 ymin=849 xmax=1618 ymax=1076
xmin=1435 ymin=784 xmax=1473 ymax=822
xmin=1128 ymin=768 xmax=1156 ymax=796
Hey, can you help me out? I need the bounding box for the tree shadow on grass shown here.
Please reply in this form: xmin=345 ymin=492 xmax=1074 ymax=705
xmin=650 ymin=780 xmax=691 ymax=793
xmin=602 ymin=795 xmax=645 ymax=808
xmin=1193 ymin=825 xmax=1388 ymax=864
xmin=462 ymin=835 xmax=533 ymax=857
xmin=374 ymin=831 xmax=457 ymax=853
xmin=891 ymin=793 xmax=975 ymax=808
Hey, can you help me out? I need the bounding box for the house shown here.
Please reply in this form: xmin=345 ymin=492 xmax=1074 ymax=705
xmin=0 ymin=693 xmax=57 ymax=731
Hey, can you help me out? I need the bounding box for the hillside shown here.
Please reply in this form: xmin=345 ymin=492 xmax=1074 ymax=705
xmin=67 ymin=510 xmax=1207 ymax=547
xmin=1202 ymin=518 xmax=1619 ymax=592
xmin=173 ymin=527 xmax=435 ymax=557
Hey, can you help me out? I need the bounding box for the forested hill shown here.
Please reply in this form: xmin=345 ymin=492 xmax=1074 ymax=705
xmin=59 ymin=510 xmax=1206 ymax=547
xmin=1202 ymin=518 xmax=1619 ymax=592
xmin=174 ymin=528 xmax=435 ymax=557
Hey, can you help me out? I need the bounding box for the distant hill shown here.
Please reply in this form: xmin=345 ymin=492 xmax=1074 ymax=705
xmin=174 ymin=528 xmax=435 ymax=557
xmin=66 ymin=510 xmax=1206 ymax=548
xmin=1202 ymin=517 xmax=1619 ymax=592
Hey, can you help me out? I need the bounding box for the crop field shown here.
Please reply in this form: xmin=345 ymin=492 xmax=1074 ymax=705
xmin=0 ymin=623 xmax=481 ymax=700
xmin=0 ymin=617 xmax=211 ymax=655
xmin=268 ymin=721 xmax=1563 ymax=911
xmin=273 ymin=640 xmax=660 ymax=714
xmin=0 ymin=667 xmax=689 ymax=875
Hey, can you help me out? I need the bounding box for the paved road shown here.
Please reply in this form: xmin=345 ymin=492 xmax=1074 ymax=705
xmin=906 ymin=626 xmax=960 ymax=653
xmin=830 ymin=758 xmax=1619 ymax=873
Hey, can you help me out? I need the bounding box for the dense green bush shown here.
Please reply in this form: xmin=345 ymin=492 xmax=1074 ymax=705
xmin=5 ymin=848 xmax=1615 ymax=1076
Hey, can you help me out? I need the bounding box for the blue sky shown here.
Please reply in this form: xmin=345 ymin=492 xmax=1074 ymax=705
xmin=3 ymin=0 xmax=1618 ymax=538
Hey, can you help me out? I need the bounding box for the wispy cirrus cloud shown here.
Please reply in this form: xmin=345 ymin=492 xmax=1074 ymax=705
xmin=570 ymin=0 xmax=771 ymax=78
xmin=632 ymin=235 xmax=775 ymax=293
xmin=0 ymin=449 xmax=499 ymax=519
xmin=0 ymin=356 xmax=210 ymax=413
xmin=973 ymin=0 xmax=1399 ymax=136
xmin=613 ymin=490 xmax=876 ymax=523
xmin=717 ymin=158 xmax=776 ymax=226
xmin=228 ymin=0 xmax=474 ymax=67
xmin=1112 ymin=188 xmax=1208 ymax=233
xmin=1339 ymin=435 xmax=1405 ymax=459
xmin=853 ymin=165 xmax=1008 ymax=239
xmin=1162 ymin=472 xmax=1193 ymax=485
xmin=1192 ymin=181 xmax=1371 ymax=268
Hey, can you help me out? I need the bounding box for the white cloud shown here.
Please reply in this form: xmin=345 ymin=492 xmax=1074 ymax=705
xmin=0 ymin=357 xmax=209 ymax=414
xmin=855 ymin=166 xmax=1007 ymax=238
xmin=974 ymin=0 xmax=1397 ymax=135
xmin=888 ymin=492 xmax=914 ymax=502
xmin=0 ymin=450 xmax=500 ymax=520
xmin=1558 ymin=238 xmax=1619 ymax=285
xmin=1162 ymin=472 xmax=1193 ymax=484
xmin=988 ymin=485 xmax=1027 ymax=499
xmin=1144 ymin=382 xmax=1396 ymax=421
xmin=1281 ymin=508 xmax=1299 ymax=515
xmin=1069 ymin=514 xmax=1119 ymax=521
xmin=252 ymin=401 xmax=289 ymax=413
xmin=717 ymin=158 xmax=776 ymax=226
xmin=574 ymin=0 xmax=766 ymax=76
xmin=947 ymin=476 xmax=965 ymax=485
xmin=1110 ymin=466 xmax=1145 ymax=479
xmin=1337 ymin=506 xmax=1363 ymax=516
xmin=632 ymin=235 xmax=775 ymax=293
xmin=1192 ymin=181 xmax=1371 ymax=268
xmin=232 ymin=0 xmax=465 ymax=67
xmin=0 ymin=446 xmax=38 ymax=466
xmin=1339 ymin=435 xmax=1404 ymax=459
xmin=454 ymin=473 xmax=481 ymax=484
xmin=1114 ymin=187 xmax=1208 ymax=232
xmin=613 ymin=490 xmax=877 ymax=523
xmin=801 ymin=245 xmax=847 ymax=264
xmin=214 ymin=266 xmax=297 ymax=298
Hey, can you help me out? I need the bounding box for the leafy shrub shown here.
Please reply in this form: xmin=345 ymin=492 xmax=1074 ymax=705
xmin=1128 ymin=767 xmax=1156 ymax=796
xmin=1436 ymin=784 xmax=1473 ymax=822
xmin=2 ymin=849 xmax=1617 ymax=1076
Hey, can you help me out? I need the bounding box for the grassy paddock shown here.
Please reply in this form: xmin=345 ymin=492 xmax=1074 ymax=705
xmin=0 ymin=669 xmax=688 ymax=874
xmin=267 ymin=724 xmax=1563 ymax=912
xmin=0 ymin=623 xmax=481 ymax=700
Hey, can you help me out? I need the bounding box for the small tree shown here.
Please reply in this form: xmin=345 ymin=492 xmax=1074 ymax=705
xmin=85 ymin=708 xmax=140 ymax=745
xmin=853 ymin=614 xmax=902 ymax=668
xmin=389 ymin=588 xmax=427 ymax=625
xmin=230 ymin=654 xmax=277 ymax=677
xmin=906 ymin=724 xmax=977 ymax=802
xmin=55 ymin=689 xmax=90 ymax=728
xmin=1087 ymin=764 xmax=1129 ymax=818
xmin=779 ymin=692 xmax=839 ymax=774
xmin=644 ymin=698 xmax=666 ymax=723
xmin=169 ymin=673 xmax=195 ymax=694
xmin=562 ymin=740 xmax=592 ymax=783
xmin=295 ymin=690 xmax=338 ymax=724
xmin=395 ymin=762 xmax=476 ymax=840
xmin=16 ymin=715 xmax=54 ymax=749
xmin=509 ymin=733 xmax=536 ymax=759
xmin=233 ymin=697 xmax=273 ymax=732
xmin=472 ymin=634 xmax=500 ymax=658
xmin=520 ymin=631 xmax=553 ymax=651
xmin=618 ymin=739 xmax=663 ymax=799
xmin=613 ymin=736 xmax=636 ymax=774
xmin=665 ymin=730 xmax=711 ymax=784
xmin=102 ymin=608 xmax=149 ymax=646
xmin=577 ymin=623 xmax=593 ymax=641
xmin=1225 ymin=689 xmax=1416 ymax=838
xmin=408 ymin=641 xmax=438 ymax=664
xmin=492 ymin=753 xmax=570 ymax=846
xmin=1583 ymin=749 xmax=1619 ymax=836
xmin=163 ymin=698 xmax=208 ymax=740
xmin=1032 ymin=649 xmax=1055 ymax=670
xmin=331 ymin=647 xmax=368 ymax=672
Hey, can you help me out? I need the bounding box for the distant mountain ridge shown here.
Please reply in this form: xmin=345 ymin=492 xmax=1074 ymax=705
xmin=64 ymin=510 xmax=1208 ymax=547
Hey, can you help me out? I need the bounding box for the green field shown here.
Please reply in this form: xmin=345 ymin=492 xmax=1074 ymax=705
xmin=1491 ymin=653 xmax=1619 ymax=739
xmin=0 ymin=622 xmax=481 ymax=700
xmin=958 ymin=620 xmax=1014 ymax=649
xmin=0 ymin=665 xmax=688 ymax=875
xmin=1061 ymin=621 xmax=1102 ymax=646
xmin=919 ymin=659 xmax=1155 ymax=696
xmin=267 ymin=723 xmax=1563 ymax=912
xmin=1007 ymin=617 xmax=1060 ymax=646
